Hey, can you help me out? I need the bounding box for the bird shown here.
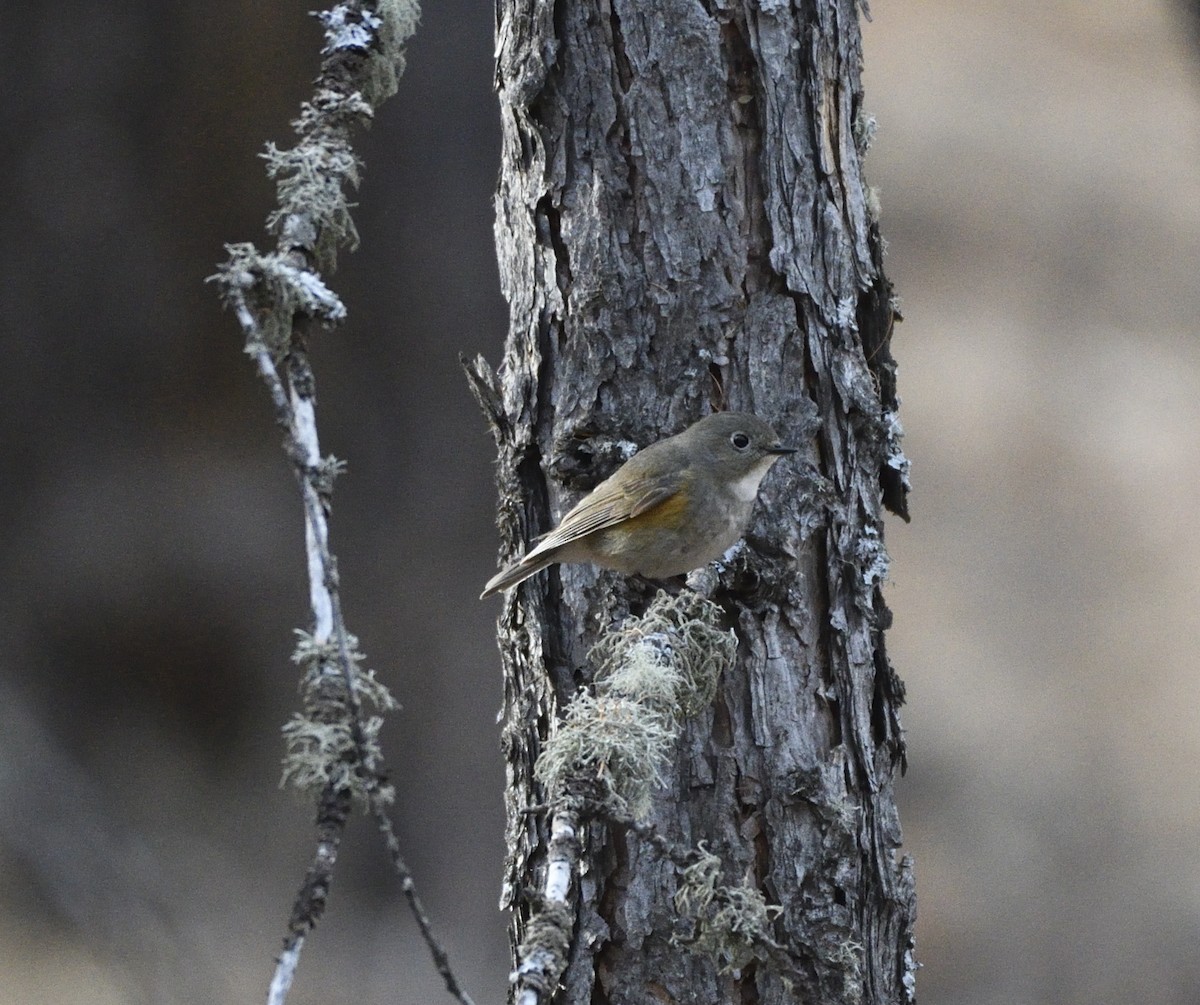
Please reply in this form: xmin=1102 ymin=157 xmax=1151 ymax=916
xmin=481 ymin=412 xmax=795 ymax=598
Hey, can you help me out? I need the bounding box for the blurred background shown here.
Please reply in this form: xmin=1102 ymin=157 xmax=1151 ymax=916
xmin=1 ymin=0 xmax=1197 ymax=1002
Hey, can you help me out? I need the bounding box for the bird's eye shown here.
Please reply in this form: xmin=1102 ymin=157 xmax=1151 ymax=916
xmin=730 ymin=432 xmax=751 ymax=450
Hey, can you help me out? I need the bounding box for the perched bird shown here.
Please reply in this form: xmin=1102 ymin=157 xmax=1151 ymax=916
xmin=481 ymin=412 xmax=795 ymax=598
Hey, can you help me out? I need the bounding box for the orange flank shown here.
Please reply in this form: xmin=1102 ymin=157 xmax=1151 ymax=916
xmin=623 ymin=487 xmax=690 ymax=531
xmin=590 ymin=485 xmax=690 ymax=556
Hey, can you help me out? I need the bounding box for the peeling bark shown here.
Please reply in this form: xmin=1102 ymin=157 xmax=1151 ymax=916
xmin=487 ymin=0 xmax=914 ymax=1001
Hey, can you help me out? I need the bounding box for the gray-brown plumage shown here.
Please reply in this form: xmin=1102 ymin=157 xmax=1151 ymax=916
xmin=481 ymin=413 xmax=794 ymax=598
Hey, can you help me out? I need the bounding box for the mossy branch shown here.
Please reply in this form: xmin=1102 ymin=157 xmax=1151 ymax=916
xmin=513 ymin=591 xmax=817 ymax=999
xmin=209 ymin=4 xmax=473 ymax=1005
xmin=514 ymin=591 xmax=765 ymax=1004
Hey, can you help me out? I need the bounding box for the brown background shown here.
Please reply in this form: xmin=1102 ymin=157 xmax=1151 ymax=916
xmin=1 ymin=1 xmax=1197 ymax=1003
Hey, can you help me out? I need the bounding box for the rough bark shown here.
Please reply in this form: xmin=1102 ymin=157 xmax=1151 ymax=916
xmin=486 ymin=0 xmax=914 ymax=1002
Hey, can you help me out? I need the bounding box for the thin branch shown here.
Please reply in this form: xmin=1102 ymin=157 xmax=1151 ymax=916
xmin=268 ymin=782 xmax=352 ymax=1005
xmin=211 ymin=3 xmax=475 ymax=1004
xmin=246 ymin=308 xmax=477 ymax=1005
xmin=510 ymin=809 xmax=580 ymax=1005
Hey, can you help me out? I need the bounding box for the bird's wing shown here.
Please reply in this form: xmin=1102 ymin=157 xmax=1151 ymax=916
xmin=533 ymin=468 xmax=688 ymax=552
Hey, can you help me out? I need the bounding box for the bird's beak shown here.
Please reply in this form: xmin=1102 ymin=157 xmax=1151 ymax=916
xmin=767 ymin=443 xmax=797 ymax=455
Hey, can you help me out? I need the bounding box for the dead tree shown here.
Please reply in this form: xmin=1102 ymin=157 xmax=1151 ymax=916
xmin=469 ymin=0 xmax=915 ymax=1002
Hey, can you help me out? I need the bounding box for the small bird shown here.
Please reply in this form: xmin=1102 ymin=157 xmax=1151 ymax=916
xmin=480 ymin=412 xmax=795 ymax=598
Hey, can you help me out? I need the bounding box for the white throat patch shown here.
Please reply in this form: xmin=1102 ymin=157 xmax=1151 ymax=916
xmin=730 ymin=456 xmax=780 ymax=502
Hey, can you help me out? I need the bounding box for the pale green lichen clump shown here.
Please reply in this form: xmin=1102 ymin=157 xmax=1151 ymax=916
xmin=280 ymin=630 xmax=399 ymax=807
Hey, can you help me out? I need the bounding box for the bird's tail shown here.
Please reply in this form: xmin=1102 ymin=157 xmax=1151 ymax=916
xmin=479 ymin=553 xmax=556 ymax=599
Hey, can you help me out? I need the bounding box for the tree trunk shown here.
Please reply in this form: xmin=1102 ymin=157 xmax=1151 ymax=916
xmin=486 ymin=0 xmax=914 ymax=1001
